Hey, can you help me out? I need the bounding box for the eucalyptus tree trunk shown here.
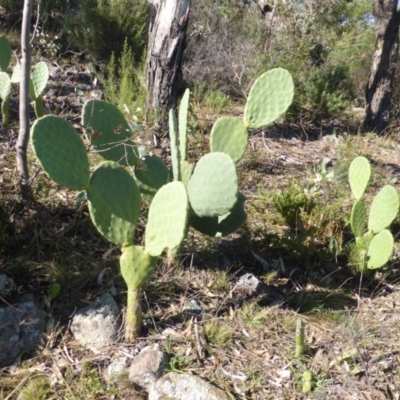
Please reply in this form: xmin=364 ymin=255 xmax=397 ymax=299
xmin=364 ymin=0 xmax=400 ymax=134
xmin=146 ymin=0 xmax=190 ymax=132
xmin=16 ymin=0 xmax=33 ymax=202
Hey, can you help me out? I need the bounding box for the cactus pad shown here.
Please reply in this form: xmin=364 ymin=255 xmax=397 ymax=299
xmin=30 ymin=61 xmax=49 ymax=100
xmin=190 ymin=192 xmax=247 ymax=237
xmin=120 ymin=245 xmax=157 ymax=288
xmin=31 ymin=115 xmax=90 ymax=190
xmin=210 ymin=117 xmax=248 ymax=162
xmin=169 ymin=108 xmax=180 ymax=181
xmin=244 ymin=68 xmax=294 ymax=129
xmin=180 ymin=160 xmax=194 ymax=187
xmin=350 ymin=199 xmax=367 ymax=238
xmin=367 ymin=229 xmax=394 ymax=269
xmin=145 ymin=181 xmax=188 ymax=257
xmin=82 ymin=99 xmax=140 ymax=166
xmin=179 ymin=88 xmax=190 ymax=161
xmin=87 ymin=161 xmax=141 ymax=246
xmin=0 ymin=36 xmax=11 ymax=72
xmin=349 ymin=156 xmax=370 ymax=200
xmin=0 ymin=71 xmax=11 ymax=100
xmin=188 ymin=152 xmax=238 ymax=217
xmin=368 ymin=185 xmax=399 ymax=233
xmin=134 ymin=153 xmax=170 ymax=204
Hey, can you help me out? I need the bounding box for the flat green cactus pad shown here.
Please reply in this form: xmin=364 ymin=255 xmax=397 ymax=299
xmin=367 ymin=229 xmax=394 ymax=269
xmin=30 ymin=61 xmax=49 ymax=100
xmin=190 ymin=192 xmax=247 ymax=237
xmin=145 ymin=181 xmax=188 ymax=257
xmin=169 ymin=108 xmax=180 ymax=181
xmin=188 ymin=152 xmax=238 ymax=217
xmin=350 ymin=199 xmax=367 ymax=238
xmin=348 ymin=156 xmax=370 ymax=200
xmin=0 ymin=36 xmax=11 ymax=72
xmin=180 ymin=160 xmax=194 ymax=187
xmin=368 ymin=185 xmax=399 ymax=233
xmin=31 ymin=115 xmax=90 ymax=190
xmin=82 ymin=99 xmax=140 ymax=166
xmin=210 ymin=117 xmax=248 ymax=162
xmin=120 ymin=245 xmax=157 ymax=288
xmin=243 ymin=68 xmax=294 ymax=129
xmin=0 ymin=71 xmax=11 ymax=100
xmin=87 ymin=161 xmax=141 ymax=246
xmin=134 ymin=154 xmax=169 ymax=205
xmin=179 ymin=88 xmax=190 ymax=161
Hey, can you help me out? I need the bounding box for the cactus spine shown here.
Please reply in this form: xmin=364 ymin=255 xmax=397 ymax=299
xmin=349 ymin=156 xmax=399 ymax=270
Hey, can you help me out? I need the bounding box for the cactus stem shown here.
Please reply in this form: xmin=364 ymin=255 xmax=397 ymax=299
xmin=295 ymin=319 xmax=305 ymax=357
xmin=34 ymin=97 xmax=45 ymax=118
xmin=125 ymin=286 xmax=142 ymax=342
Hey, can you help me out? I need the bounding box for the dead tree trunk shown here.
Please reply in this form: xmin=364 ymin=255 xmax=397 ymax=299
xmin=364 ymin=0 xmax=400 ymax=134
xmin=146 ymin=0 xmax=190 ymax=132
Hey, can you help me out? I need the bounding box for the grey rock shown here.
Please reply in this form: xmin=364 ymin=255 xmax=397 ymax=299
xmin=236 ymin=273 xmax=284 ymax=303
xmin=129 ymin=345 xmax=168 ymax=390
xmin=149 ymin=372 xmax=231 ymax=400
xmin=0 ymin=274 xmax=16 ymax=297
xmin=0 ymin=294 xmax=44 ymax=368
xmin=106 ymin=355 xmax=131 ymax=378
xmin=70 ymin=292 xmax=120 ymax=350
xmin=182 ymin=299 xmax=202 ymax=318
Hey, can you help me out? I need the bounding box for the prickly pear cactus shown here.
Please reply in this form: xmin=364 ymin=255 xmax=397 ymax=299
xmin=187 ymin=152 xmax=238 ymax=217
xmin=349 ymin=156 xmax=370 ymax=200
xmin=0 ymin=71 xmax=11 ymax=125
xmin=145 ymin=181 xmax=188 ymax=256
xmin=190 ymin=192 xmax=247 ymax=237
xmin=367 ymin=229 xmax=394 ymax=269
xmin=0 ymin=36 xmax=11 ymax=72
xmin=134 ymin=152 xmax=170 ymax=205
xmin=210 ymin=117 xmax=248 ymax=162
xmin=368 ymin=185 xmax=399 ymax=233
xmin=179 ymin=88 xmax=190 ymax=161
xmin=30 ymin=61 xmax=49 ymax=100
xmin=169 ymin=108 xmax=181 ymax=181
xmin=31 ymin=115 xmax=90 ymax=190
xmin=87 ymin=161 xmax=141 ymax=246
xmin=350 ymin=199 xmax=367 ymax=239
xmin=82 ymin=99 xmax=140 ymax=166
xmin=244 ymin=68 xmax=294 ymax=129
xmin=348 ymin=157 xmax=399 ymax=271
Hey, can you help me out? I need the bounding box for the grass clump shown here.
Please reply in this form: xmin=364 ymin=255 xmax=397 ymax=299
xmin=203 ymin=320 xmax=234 ymax=349
xmin=17 ymin=377 xmax=51 ymax=400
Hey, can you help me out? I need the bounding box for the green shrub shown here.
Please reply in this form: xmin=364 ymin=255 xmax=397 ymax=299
xmin=102 ymin=39 xmax=146 ymax=114
xmin=289 ymin=63 xmax=354 ymax=121
xmin=65 ymin=0 xmax=149 ymax=60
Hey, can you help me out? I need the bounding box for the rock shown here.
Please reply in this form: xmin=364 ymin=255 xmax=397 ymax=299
xmin=236 ymin=273 xmax=284 ymax=304
xmin=129 ymin=345 xmax=168 ymax=390
xmin=149 ymin=372 xmax=231 ymax=400
xmin=182 ymin=298 xmax=202 ymax=318
xmin=106 ymin=355 xmax=132 ymax=379
xmin=70 ymin=292 xmax=120 ymax=350
xmin=0 ymin=294 xmax=44 ymax=368
xmin=0 ymin=274 xmax=16 ymax=297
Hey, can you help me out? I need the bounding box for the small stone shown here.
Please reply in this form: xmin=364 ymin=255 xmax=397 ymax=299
xmin=70 ymin=292 xmax=120 ymax=350
xmin=106 ymin=356 xmax=131 ymax=378
xmin=149 ymin=372 xmax=231 ymax=400
xmin=0 ymin=274 xmax=16 ymax=297
xmin=128 ymin=345 xmax=168 ymax=390
xmin=0 ymin=294 xmax=44 ymax=367
xmin=182 ymin=299 xmax=202 ymax=317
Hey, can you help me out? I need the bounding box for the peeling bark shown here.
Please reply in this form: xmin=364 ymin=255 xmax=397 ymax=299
xmin=364 ymin=0 xmax=400 ymax=134
xmin=146 ymin=0 xmax=190 ymax=131
xmin=16 ymin=0 xmax=33 ymax=202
